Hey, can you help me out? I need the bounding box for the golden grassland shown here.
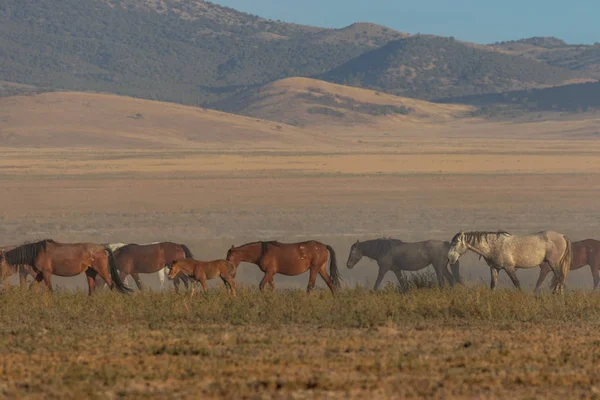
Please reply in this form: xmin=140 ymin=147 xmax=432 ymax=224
xmin=1 ymin=89 xmax=600 ymax=398
xmin=2 ymin=285 xmax=600 ymax=399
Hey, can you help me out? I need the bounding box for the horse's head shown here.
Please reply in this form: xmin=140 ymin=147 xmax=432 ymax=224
xmin=346 ymin=240 xmax=363 ymax=269
xmin=167 ymin=260 xmax=180 ymax=280
xmin=448 ymin=231 xmax=468 ymax=265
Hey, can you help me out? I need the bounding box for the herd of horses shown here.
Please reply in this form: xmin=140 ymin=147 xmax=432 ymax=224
xmin=1 ymin=230 xmax=598 ymax=295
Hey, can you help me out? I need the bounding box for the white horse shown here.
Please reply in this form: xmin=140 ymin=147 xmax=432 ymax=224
xmin=447 ymin=230 xmax=572 ymax=293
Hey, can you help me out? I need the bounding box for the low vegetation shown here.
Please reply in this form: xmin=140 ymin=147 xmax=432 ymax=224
xmin=2 ymin=284 xmax=600 ymax=398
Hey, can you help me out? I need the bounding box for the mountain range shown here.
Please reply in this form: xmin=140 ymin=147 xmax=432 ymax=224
xmin=1 ymin=0 xmax=599 ymax=115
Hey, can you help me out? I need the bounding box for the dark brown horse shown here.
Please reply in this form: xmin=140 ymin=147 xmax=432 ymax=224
xmin=0 ymin=240 xmax=130 ymax=295
xmin=112 ymin=242 xmax=194 ymax=291
xmin=0 ymin=245 xmax=38 ymax=287
xmin=1 ymin=262 xmax=37 ymax=287
xmin=535 ymin=239 xmax=600 ymax=292
xmin=226 ymin=240 xmax=341 ymax=294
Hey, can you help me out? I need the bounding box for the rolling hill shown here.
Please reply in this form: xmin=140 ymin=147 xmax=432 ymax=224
xmin=0 ymin=92 xmax=319 ymax=148
xmin=210 ymin=77 xmax=474 ymax=128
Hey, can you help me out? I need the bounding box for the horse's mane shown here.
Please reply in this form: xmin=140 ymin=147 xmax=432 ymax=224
xmin=4 ymin=239 xmax=54 ymax=266
xmin=357 ymin=238 xmax=403 ymax=259
xmin=456 ymin=231 xmax=511 ymax=245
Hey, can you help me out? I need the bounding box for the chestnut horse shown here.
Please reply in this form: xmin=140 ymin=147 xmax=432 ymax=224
xmin=535 ymin=239 xmax=600 ymax=292
xmin=0 ymin=239 xmax=130 ymax=295
xmin=226 ymin=240 xmax=341 ymax=294
xmin=112 ymin=242 xmax=194 ymax=291
xmin=168 ymin=258 xmax=237 ymax=296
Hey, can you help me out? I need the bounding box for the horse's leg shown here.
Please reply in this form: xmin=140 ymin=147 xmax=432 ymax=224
xmin=118 ymin=271 xmax=129 ymax=291
xmin=221 ymin=276 xmax=230 ymax=293
xmin=131 ymin=273 xmax=143 ymax=291
xmin=437 ymin=259 xmax=455 ymax=287
xmin=432 ymin=261 xmax=451 ymax=287
xmin=95 ymin=262 xmax=113 ymax=291
xmin=490 ymin=268 xmax=499 ymax=290
xmin=591 ymin=264 xmax=600 ymax=290
xmin=41 ymin=272 xmax=53 ymax=292
xmin=504 ymin=268 xmax=521 ymax=290
xmin=19 ymin=269 xmax=28 ymax=289
xmin=85 ymin=269 xmax=98 ymax=296
xmin=534 ymin=263 xmax=552 ymax=293
xmin=229 ymin=278 xmax=237 ymax=297
xmin=547 ymin=260 xmax=565 ymax=294
xmin=198 ymin=275 xmax=208 ymax=294
xmin=374 ymin=263 xmax=389 ymax=291
xmin=29 ymin=272 xmax=44 ymax=291
xmin=158 ymin=268 xmax=165 ymax=290
xmin=307 ymin=266 xmax=319 ymax=294
xmin=222 ymin=276 xmax=237 ymax=297
xmin=317 ymin=262 xmax=336 ymax=295
xmin=259 ymin=270 xmax=275 ymax=291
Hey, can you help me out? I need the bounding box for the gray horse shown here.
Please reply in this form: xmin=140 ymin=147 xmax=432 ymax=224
xmin=346 ymin=238 xmax=461 ymax=289
xmin=447 ymin=230 xmax=572 ymax=293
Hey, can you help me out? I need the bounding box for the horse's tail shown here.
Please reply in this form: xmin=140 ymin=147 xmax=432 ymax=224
xmin=104 ymin=246 xmax=132 ymax=294
xmin=551 ymin=235 xmax=572 ymax=292
xmin=180 ymin=244 xmax=194 ymax=259
xmin=451 ymin=259 xmax=462 ymax=285
xmin=559 ymin=236 xmax=572 ymax=284
xmin=325 ymin=245 xmax=341 ymax=288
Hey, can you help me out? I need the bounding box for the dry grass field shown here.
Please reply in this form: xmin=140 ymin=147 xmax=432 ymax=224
xmin=1 ymin=89 xmax=600 ymax=398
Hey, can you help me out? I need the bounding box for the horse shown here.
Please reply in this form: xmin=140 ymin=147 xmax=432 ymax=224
xmin=534 ymin=239 xmax=600 ymax=292
xmin=346 ymin=238 xmax=461 ymax=290
xmin=111 ymin=242 xmax=194 ymax=291
xmin=1 ymin=262 xmax=37 ymax=288
xmin=0 ymin=245 xmax=38 ymax=287
xmin=102 ymin=243 xmax=190 ymax=290
xmin=226 ymin=240 xmax=341 ymax=294
xmin=167 ymin=258 xmax=237 ymax=296
xmin=447 ymin=231 xmax=572 ymax=294
xmin=0 ymin=239 xmax=131 ymax=295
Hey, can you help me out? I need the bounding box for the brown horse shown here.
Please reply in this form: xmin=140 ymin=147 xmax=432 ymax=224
xmin=226 ymin=240 xmax=341 ymax=294
xmin=0 ymin=245 xmax=38 ymax=287
xmin=0 ymin=240 xmax=130 ymax=295
xmin=535 ymin=239 xmax=600 ymax=292
xmin=168 ymin=258 xmax=237 ymax=296
xmin=112 ymin=242 xmax=194 ymax=291
xmin=1 ymin=262 xmax=37 ymax=287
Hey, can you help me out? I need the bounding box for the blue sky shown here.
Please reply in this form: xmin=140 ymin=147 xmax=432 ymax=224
xmin=211 ymin=0 xmax=598 ymax=44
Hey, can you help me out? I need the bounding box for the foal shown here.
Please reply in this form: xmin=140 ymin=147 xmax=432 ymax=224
xmin=168 ymin=259 xmax=237 ymax=296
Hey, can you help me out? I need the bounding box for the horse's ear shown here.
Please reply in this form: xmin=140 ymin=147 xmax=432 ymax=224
xmin=355 ymin=240 xmax=359 ymax=244
xmin=230 ymin=245 xmax=234 ymax=249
